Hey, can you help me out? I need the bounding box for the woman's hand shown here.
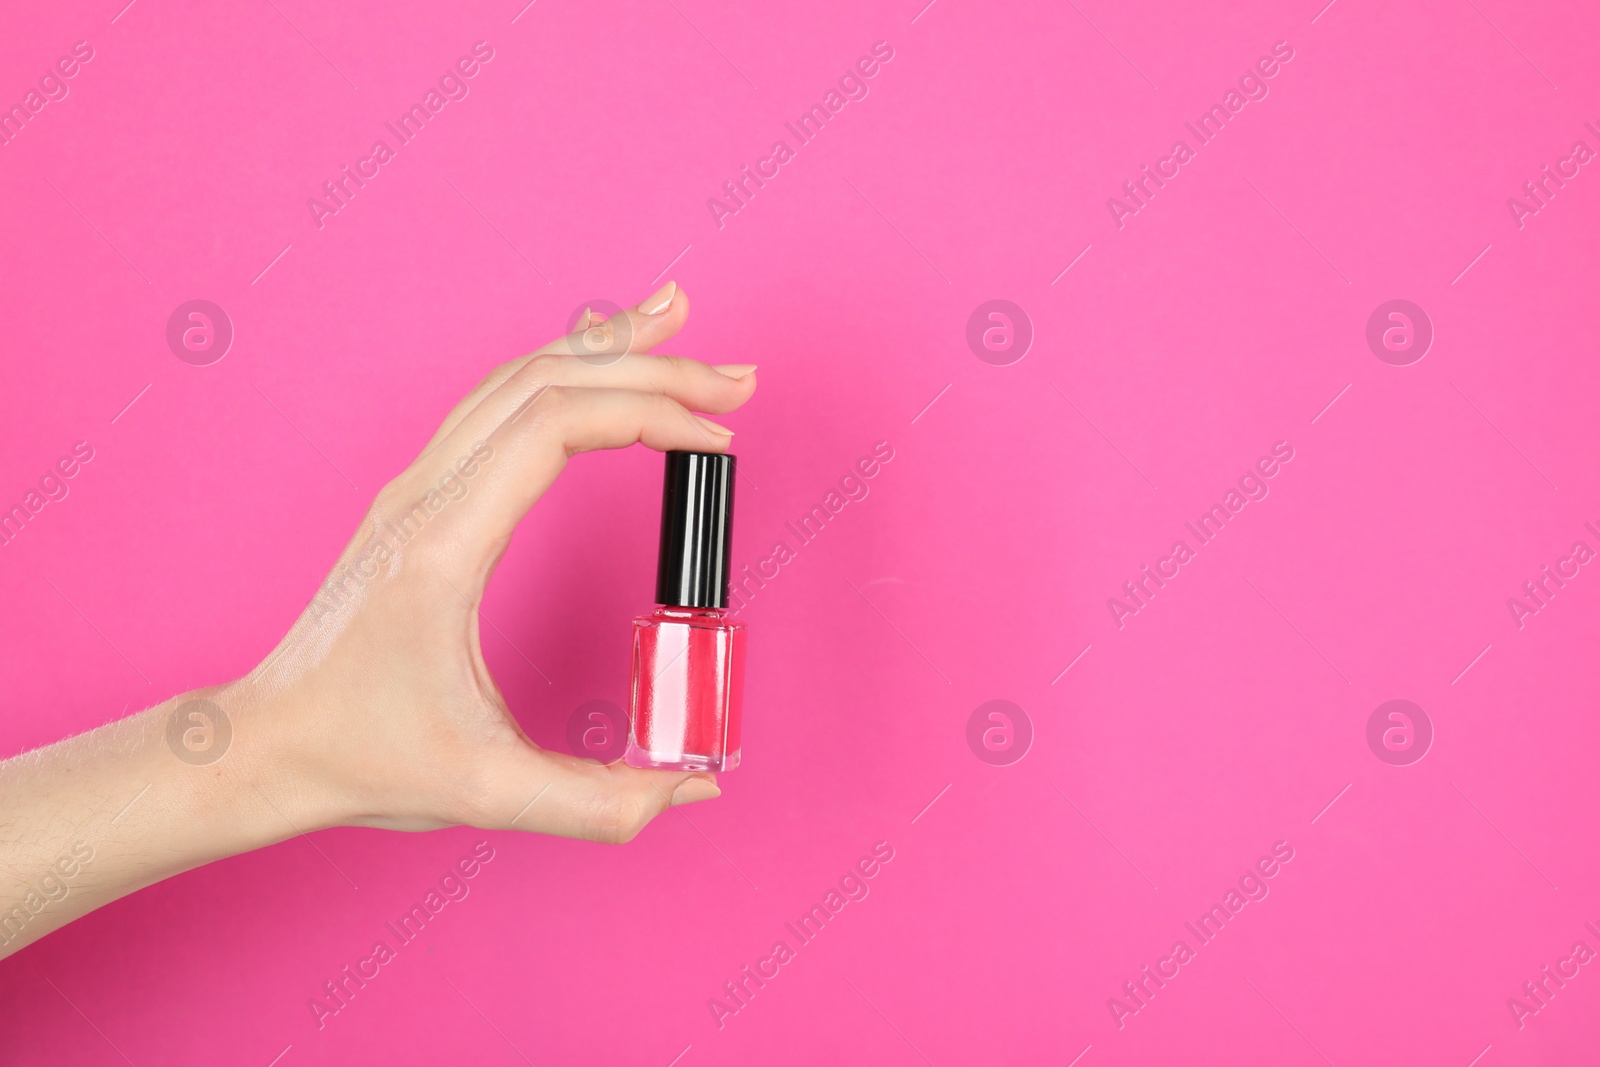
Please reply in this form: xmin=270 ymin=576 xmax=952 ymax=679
xmin=0 ymin=281 xmax=756 ymax=959
xmin=241 ymin=280 xmax=757 ymax=841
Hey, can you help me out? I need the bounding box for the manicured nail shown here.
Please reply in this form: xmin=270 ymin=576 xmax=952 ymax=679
xmin=639 ymin=280 xmax=677 ymax=316
xmin=575 ymin=306 xmax=591 ymax=331
xmin=697 ymin=417 xmax=735 ymax=437
xmin=670 ymin=776 xmax=721 ymax=806
xmin=713 ymin=364 xmax=758 ymax=379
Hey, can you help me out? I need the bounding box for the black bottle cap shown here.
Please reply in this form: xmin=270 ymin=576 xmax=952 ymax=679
xmin=654 ymin=451 xmax=736 ymax=609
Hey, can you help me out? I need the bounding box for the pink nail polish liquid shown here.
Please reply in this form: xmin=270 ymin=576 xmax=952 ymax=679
xmin=627 ymin=452 xmax=746 ymax=772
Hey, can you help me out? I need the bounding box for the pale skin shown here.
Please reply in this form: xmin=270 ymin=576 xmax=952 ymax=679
xmin=0 ymin=281 xmax=754 ymax=960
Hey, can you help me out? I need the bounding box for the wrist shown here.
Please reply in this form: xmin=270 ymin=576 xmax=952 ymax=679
xmin=141 ymin=683 xmax=346 ymax=854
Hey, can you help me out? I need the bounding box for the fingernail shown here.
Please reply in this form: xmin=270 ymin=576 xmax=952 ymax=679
xmin=698 ymin=417 xmax=735 ymax=437
xmin=713 ymin=364 xmax=758 ymax=379
xmin=575 ymin=306 xmax=591 ymax=331
xmin=670 ymin=776 xmax=721 ymax=806
xmin=638 ymin=280 xmax=677 ymax=316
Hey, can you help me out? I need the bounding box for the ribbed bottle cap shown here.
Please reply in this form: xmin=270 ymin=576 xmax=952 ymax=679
xmin=654 ymin=451 xmax=736 ymax=608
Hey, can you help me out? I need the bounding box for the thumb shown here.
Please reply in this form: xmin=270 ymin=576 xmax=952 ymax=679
xmin=488 ymin=744 xmax=720 ymax=844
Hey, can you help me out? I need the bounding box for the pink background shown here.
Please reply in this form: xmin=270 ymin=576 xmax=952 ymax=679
xmin=3 ymin=0 xmax=1599 ymax=1063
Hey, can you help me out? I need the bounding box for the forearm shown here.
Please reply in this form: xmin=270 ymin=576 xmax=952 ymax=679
xmin=0 ymin=688 xmax=321 ymax=959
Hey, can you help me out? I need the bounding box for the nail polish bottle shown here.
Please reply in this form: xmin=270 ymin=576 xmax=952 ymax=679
xmin=626 ymin=451 xmax=746 ymax=772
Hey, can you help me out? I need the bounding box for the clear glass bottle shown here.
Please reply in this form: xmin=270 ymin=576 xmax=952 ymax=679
xmin=626 ymin=451 xmax=746 ymax=773
xmin=628 ymin=605 xmax=746 ymax=771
